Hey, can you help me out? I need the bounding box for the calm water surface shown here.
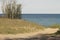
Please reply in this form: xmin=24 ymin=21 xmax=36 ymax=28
xmin=22 ymin=14 xmax=60 ymax=26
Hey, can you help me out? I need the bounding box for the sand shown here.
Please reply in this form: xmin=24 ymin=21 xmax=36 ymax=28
xmin=0 ymin=28 xmax=59 ymax=39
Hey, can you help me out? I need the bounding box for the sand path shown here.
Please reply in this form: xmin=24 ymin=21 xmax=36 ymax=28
xmin=0 ymin=28 xmax=59 ymax=39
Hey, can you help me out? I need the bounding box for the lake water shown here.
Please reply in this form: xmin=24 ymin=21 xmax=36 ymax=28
xmin=22 ymin=14 xmax=60 ymax=26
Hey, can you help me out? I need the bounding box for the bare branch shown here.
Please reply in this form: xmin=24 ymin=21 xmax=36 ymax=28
xmin=2 ymin=0 xmax=21 ymax=19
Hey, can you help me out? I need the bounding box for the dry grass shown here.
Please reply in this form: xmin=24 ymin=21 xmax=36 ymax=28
xmin=0 ymin=18 xmax=44 ymax=34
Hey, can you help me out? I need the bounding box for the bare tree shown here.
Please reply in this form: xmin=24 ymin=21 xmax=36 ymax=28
xmin=2 ymin=0 xmax=21 ymax=19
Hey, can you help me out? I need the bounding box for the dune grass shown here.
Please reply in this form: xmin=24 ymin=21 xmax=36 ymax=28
xmin=48 ymin=24 xmax=60 ymax=35
xmin=0 ymin=18 xmax=44 ymax=34
xmin=49 ymin=24 xmax=60 ymax=29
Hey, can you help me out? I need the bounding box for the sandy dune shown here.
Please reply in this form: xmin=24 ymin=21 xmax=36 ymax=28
xmin=0 ymin=28 xmax=59 ymax=39
xmin=40 ymin=28 xmax=59 ymax=34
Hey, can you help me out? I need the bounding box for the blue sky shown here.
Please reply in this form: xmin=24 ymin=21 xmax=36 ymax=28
xmin=0 ymin=0 xmax=60 ymax=14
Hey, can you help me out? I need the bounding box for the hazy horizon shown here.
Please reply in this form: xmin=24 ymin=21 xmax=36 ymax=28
xmin=0 ymin=0 xmax=60 ymax=14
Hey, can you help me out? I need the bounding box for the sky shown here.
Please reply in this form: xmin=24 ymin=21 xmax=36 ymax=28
xmin=0 ymin=0 xmax=60 ymax=14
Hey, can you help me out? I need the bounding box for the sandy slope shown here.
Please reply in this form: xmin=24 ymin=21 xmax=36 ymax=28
xmin=0 ymin=18 xmax=44 ymax=34
xmin=0 ymin=28 xmax=59 ymax=39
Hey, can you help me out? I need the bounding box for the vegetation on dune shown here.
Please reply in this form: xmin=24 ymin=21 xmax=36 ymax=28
xmin=0 ymin=0 xmax=44 ymax=34
xmin=1 ymin=0 xmax=60 ymax=35
xmin=49 ymin=24 xmax=60 ymax=35
xmin=49 ymin=24 xmax=60 ymax=29
xmin=0 ymin=18 xmax=44 ymax=34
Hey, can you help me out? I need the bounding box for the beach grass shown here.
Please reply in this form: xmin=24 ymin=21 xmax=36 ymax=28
xmin=49 ymin=24 xmax=60 ymax=29
xmin=0 ymin=18 xmax=44 ymax=34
